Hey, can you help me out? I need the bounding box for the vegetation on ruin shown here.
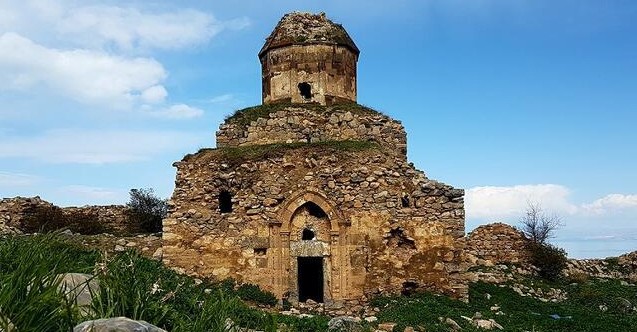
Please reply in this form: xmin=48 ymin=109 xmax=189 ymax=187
xmin=1 ymin=234 xmax=635 ymax=331
xmin=190 ymin=140 xmax=380 ymax=164
xmin=520 ymin=202 xmax=569 ymax=281
xmin=125 ymin=188 xmax=168 ymax=233
xmin=224 ymin=102 xmax=384 ymax=128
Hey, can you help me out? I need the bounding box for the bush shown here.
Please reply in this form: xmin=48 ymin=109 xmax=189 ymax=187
xmin=20 ymin=205 xmax=105 ymax=235
xmin=236 ymin=283 xmax=278 ymax=307
xmin=126 ymin=188 xmax=167 ymax=233
xmin=527 ymin=242 xmax=568 ymax=281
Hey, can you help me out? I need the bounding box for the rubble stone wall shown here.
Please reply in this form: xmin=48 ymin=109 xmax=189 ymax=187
xmin=0 ymin=197 xmax=134 ymax=235
xmin=163 ymin=145 xmax=467 ymax=303
xmin=0 ymin=196 xmax=54 ymax=231
xmin=62 ymin=205 xmax=132 ymax=234
xmin=261 ymin=44 xmax=358 ymax=105
xmin=216 ymin=107 xmax=407 ymax=155
xmin=465 ymin=223 xmax=529 ymax=265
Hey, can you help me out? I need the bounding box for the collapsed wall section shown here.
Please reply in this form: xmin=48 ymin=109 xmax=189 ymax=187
xmin=465 ymin=222 xmax=530 ymax=265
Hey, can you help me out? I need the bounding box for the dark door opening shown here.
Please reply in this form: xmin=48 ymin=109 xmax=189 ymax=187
xmin=298 ymin=82 xmax=312 ymax=100
xmin=298 ymin=257 xmax=324 ymax=303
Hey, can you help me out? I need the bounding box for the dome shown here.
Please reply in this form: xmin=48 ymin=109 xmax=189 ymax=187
xmin=258 ymin=12 xmax=359 ymax=58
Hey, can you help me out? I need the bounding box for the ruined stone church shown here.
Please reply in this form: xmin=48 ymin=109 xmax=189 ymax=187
xmin=162 ymin=12 xmax=467 ymax=305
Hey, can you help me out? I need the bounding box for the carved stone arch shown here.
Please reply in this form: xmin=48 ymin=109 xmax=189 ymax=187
xmin=278 ymin=188 xmax=347 ymax=233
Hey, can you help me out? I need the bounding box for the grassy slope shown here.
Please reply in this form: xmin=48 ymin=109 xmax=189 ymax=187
xmin=374 ymin=278 xmax=637 ymax=332
xmin=1 ymin=235 xmax=635 ymax=332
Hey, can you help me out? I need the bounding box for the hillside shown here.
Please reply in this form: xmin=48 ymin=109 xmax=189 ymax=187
xmin=1 ymin=233 xmax=636 ymax=331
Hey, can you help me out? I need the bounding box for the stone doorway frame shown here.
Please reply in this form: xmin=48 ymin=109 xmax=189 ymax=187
xmin=270 ymin=188 xmax=350 ymax=305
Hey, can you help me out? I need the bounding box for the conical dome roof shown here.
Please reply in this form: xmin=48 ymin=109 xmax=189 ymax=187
xmin=259 ymin=12 xmax=359 ymax=57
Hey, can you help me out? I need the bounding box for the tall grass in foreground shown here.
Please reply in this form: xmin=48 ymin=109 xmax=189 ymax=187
xmin=0 ymin=233 xmax=98 ymax=331
xmin=0 ymin=234 xmax=328 ymax=331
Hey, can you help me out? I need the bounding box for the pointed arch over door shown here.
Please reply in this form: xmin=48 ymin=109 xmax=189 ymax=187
xmin=269 ymin=188 xmax=350 ymax=305
xmin=277 ymin=188 xmax=349 ymax=233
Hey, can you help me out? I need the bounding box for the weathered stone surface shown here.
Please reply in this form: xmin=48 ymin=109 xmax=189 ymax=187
xmin=164 ymin=145 xmax=466 ymax=302
xmin=465 ymin=223 xmax=529 ymax=265
xmin=57 ymin=273 xmax=99 ymax=316
xmin=260 ymin=12 xmax=358 ymax=105
xmin=73 ymin=317 xmax=165 ymax=332
xmin=217 ymin=106 xmax=408 ymax=154
xmin=0 ymin=196 xmax=138 ymax=235
xmin=377 ymin=322 xmax=397 ymax=332
xmin=328 ymin=316 xmax=362 ymax=332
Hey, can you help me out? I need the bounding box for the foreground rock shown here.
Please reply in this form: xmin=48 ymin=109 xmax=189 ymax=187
xmin=57 ymin=273 xmax=99 ymax=316
xmin=74 ymin=317 xmax=166 ymax=332
xmin=328 ymin=316 xmax=362 ymax=332
xmin=0 ymin=314 xmax=15 ymax=332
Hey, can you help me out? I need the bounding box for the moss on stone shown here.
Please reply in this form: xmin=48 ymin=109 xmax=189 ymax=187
xmin=185 ymin=140 xmax=379 ymax=164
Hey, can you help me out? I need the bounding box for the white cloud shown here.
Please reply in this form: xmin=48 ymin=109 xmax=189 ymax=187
xmin=0 ymin=32 xmax=166 ymax=107
xmin=466 ymin=184 xmax=578 ymax=219
xmin=203 ymin=94 xmax=237 ymax=104
xmin=582 ymin=194 xmax=637 ymax=215
xmin=141 ymin=85 xmax=168 ymax=104
xmin=58 ymin=185 xmax=122 ymax=201
xmin=0 ymin=171 xmax=39 ymax=187
xmin=0 ymin=1 xmax=248 ymax=115
xmin=145 ymin=104 xmax=204 ymax=119
xmin=466 ymin=184 xmax=637 ymax=222
xmin=57 ymin=5 xmax=249 ymax=51
xmin=1 ymin=1 xmax=249 ymax=52
xmin=0 ymin=129 xmax=205 ymax=164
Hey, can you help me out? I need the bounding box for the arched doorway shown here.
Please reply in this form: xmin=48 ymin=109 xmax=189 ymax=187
xmin=272 ymin=190 xmax=349 ymax=305
xmin=290 ymin=202 xmax=329 ymax=303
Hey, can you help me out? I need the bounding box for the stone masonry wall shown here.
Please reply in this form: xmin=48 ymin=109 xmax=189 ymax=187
xmin=216 ymin=107 xmax=407 ymax=156
xmin=261 ymin=44 xmax=357 ymax=105
xmin=62 ymin=205 xmax=132 ymax=234
xmin=465 ymin=223 xmax=530 ymax=265
xmin=0 ymin=196 xmax=54 ymax=232
xmin=0 ymin=197 xmax=133 ymax=235
xmin=163 ymin=145 xmax=467 ymax=302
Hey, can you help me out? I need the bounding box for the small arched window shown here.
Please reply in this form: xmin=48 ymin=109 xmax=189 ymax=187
xmin=302 ymin=228 xmax=315 ymax=240
xmin=401 ymin=195 xmax=410 ymax=208
xmin=219 ymin=190 xmax=233 ymax=213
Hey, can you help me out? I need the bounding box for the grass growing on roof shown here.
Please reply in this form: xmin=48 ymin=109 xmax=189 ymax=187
xmin=188 ymin=140 xmax=379 ymax=163
xmin=224 ymin=102 xmax=384 ymax=128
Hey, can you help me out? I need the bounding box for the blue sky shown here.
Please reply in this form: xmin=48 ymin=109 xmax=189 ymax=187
xmin=1 ymin=0 xmax=636 ymax=258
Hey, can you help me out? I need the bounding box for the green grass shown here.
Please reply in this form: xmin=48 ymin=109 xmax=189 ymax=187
xmin=188 ymin=140 xmax=379 ymax=164
xmin=0 ymin=234 xmax=330 ymax=332
xmin=0 ymin=233 xmax=99 ymax=331
xmin=2 ymin=234 xmax=635 ymax=332
xmin=224 ymin=103 xmax=383 ymax=128
xmin=372 ymin=280 xmax=637 ymax=332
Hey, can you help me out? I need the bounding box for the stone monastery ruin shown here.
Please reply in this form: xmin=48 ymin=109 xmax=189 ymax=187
xmin=162 ymin=12 xmax=467 ymax=305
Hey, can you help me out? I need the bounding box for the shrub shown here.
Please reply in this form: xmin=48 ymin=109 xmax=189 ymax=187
xmin=236 ymin=283 xmax=278 ymax=307
xmin=527 ymin=242 xmax=568 ymax=281
xmin=126 ymin=188 xmax=167 ymax=233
